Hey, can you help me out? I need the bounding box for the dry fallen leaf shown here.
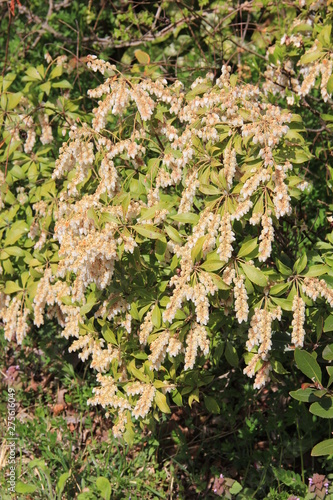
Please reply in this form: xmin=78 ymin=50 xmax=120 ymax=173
xmin=53 ymin=403 xmax=66 ymax=416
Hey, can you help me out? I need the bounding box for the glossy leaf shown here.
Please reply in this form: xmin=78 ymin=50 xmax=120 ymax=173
xmin=295 ymin=349 xmax=322 ymax=385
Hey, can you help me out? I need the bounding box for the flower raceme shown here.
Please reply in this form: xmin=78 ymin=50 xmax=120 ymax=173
xmin=2 ymin=56 xmax=333 ymax=438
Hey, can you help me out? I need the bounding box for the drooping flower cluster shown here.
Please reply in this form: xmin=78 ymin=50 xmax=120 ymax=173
xmin=246 ymin=306 xmax=282 ymax=360
xmin=291 ymin=295 xmax=306 ymax=347
xmin=258 ymin=212 xmax=274 ymax=263
xmin=0 ymin=295 xmax=30 ymax=345
xmin=302 ymin=277 xmax=333 ymax=306
xmin=233 ymin=275 xmax=249 ymax=324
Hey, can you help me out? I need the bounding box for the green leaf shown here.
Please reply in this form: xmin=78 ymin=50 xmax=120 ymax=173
xmin=237 ymin=238 xmax=258 ymax=258
xmin=50 ymin=65 xmax=63 ymax=79
xmin=3 ymin=258 xmax=15 ymax=275
xmin=7 ymin=92 xmax=22 ymax=110
xmin=130 ymin=303 xmax=140 ymax=321
xmin=128 ymin=360 xmax=150 ymax=383
xmin=271 ymin=297 xmax=293 ymax=311
xmin=299 ymin=51 xmax=325 ymax=65
xmin=165 ymin=224 xmax=183 ymax=243
xmin=100 ymin=212 xmax=119 ymax=225
xmin=186 ymin=83 xmax=212 ymax=101
xmin=147 ymin=157 xmax=160 ymax=174
xmin=4 ymin=220 xmax=29 ymax=246
xmin=87 ymin=207 xmax=99 ymax=228
xmin=3 ymin=281 xmax=23 ymax=294
xmin=16 ymin=482 xmax=38 ymax=493
xmin=36 ymin=64 xmax=45 ymax=78
xmin=170 ymin=213 xmax=199 ymax=224
xmin=25 ymin=66 xmax=43 ymax=81
xmin=318 ymin=24 xmax=331 ymax=46
xmin=154 ymin=390 xmax=171 ymax=413
xmin=56 ymin=472 xmax=70 ymax=496
xmin=285 ymin=129 xmax=304 ymax=144
xmin=188 ymin=388 xmax=200 ymax=407
xmin=155 ymin=238 xmax=167 ymax=260
xmin=304 ymin=265 xmax=330 ymax=277
xmin=199 ymin=184 xmax=221 ymax=195
xmin=295 ymin=349 xmax=322 ymax=385
xmin=77 ymin=493 xmax=92 ymax=499
xmin=324 ymin=316 xmax=333 ymax=333
xmin=96 ymin=477 xmax=112 ymax=500
xmin=269 ymin=282 xmax=290 ymax=296
xmin=323 ymin=343 xmax=333 ymax=360
xmin=80 ymin=293 xmax=97 ymax=315
xmin=203 ymin=395 xmax=220 ymax=414
xmin=230 ymin=74 xmax=238 ymax=88
xmin=311 ymin=438 xmax=333 ymax=456
xmin=151 ymin=305 xmax=161 ymax=328
xmin=191 ymin=235 xmax=205 ymax=262
xmin=134 ymin=49 xmax=150 ymax=65
xmin=321 ymin=113 xmax=333 ymax=122
xmin=2 ymin=73 xmax=16 ymax=91
xmin=272 ymin=467 xmax=303 ymax=487
xmin=102 ymin=327 xmax=117 ymax=345
xmin=327 ymin=74 xmax=333 ymax=96
xmin=327 ymin=366 xmax=333 ymax=387
xmin=200 ymin=260 xmax=224 ymax=272
xmin=276 ymin=260 xmax=292 ymax=276
xmin=272 ymin=360 xmax=288 ymax=374
xmin=133 ymin=224 xmax=165 ymax=240
xmin=229 ymin=481 xmax=243 ymax=495
xmin=171 ymin=389 xmax=182 ymax=406
xmin=3 ymin=246 xmax=26 ymax=257
xmin=289 ymin=388 xmax=318 ymax=402
xmin=292 ymin=23 xmax=313 ymax=34
xmin=240 ymin=263 xmax=267 ymax=287
xmin=294 ymin=253 xmax=307 ymax=274
xmin=28 ymin=458 xmax=47 ymax=470
xmin=10 ymin=164 xmax=24 ymax=180
xmin=310 ymin=398 xmax=333 ymax=418
xmin=40 ymin=81 xmax=51 ymax=95
xmin=208 ymin=273 xmax=230 ymax=290
xmin=123 ymin=417 xmax=135 ymax=445
xmin=225 ymin=341 xmax=239 ymax=368
xmin=52 ymin=80 xmax=73 ymax=89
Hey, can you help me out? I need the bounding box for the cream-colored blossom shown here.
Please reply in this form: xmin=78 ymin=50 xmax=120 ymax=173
xmin=273 ymin=164 xmax=292 ymax=218
xmin=291 ymin=295 xmax=306 ymax=347
xmin=223 ymin=145 xmax=237 ymax=189
xmin=132 ymin=384 xmax=156 ymax=420
xmin=167 ymin=334 xmax=183 ymax=357
xmin=1 ymin=298 xmax=30 ymax=344
xmin=217 ymin=212 xmax=235 ymax=262
xmin=233 ymin=275 xmax=249 ymax=323
xmin=184 ymin=323 xmax=209 ymax=370
xmin=259 ymin=213 xmax=274 ymax=262
xmin=303 ymin=277 xmax=333 ymax=306
xmin=148 ymin=330 xmax=170 ymax=370
xmin=254 ymin=362 xmax=272 ymax=389
xmin=139 ymin=309 xmax=154 ymax=345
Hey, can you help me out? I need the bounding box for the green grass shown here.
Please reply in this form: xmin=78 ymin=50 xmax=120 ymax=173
xmin=0 ymin=323 xmax=176 ymax=499
xmin=1 ymin=326 xmax=333 ymax=499
xmin=1 ymin=322 xmax=333 ymax=498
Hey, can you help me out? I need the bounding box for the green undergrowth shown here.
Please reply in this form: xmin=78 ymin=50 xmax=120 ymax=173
xmin=1 ymin=322 xmax=333 ymax=499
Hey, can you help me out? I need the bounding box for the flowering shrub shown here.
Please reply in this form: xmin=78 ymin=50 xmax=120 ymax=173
xmin=3 ymin=51 xmax=333 ymax=443
xmin=263 ymin=2 xmax=333 ymax=104
xmin=1 ymin=2 xmax=333 ymax=459
xmin=0 ymin=55 xmax=84 ymax=342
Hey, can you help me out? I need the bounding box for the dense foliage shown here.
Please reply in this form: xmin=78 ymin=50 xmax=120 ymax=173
xmin=1 ymin=0 xmax=333 ymax=498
